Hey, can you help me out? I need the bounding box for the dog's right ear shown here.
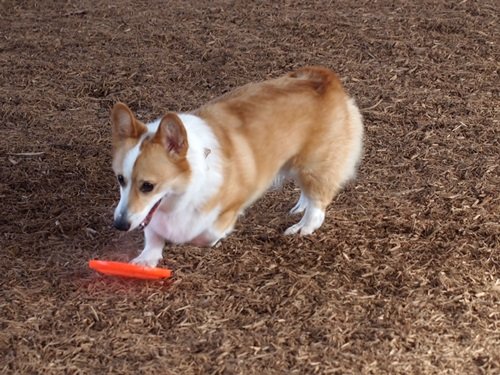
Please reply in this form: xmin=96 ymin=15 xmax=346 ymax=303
xmin=111 ymin=102 xmax=146 ymax=143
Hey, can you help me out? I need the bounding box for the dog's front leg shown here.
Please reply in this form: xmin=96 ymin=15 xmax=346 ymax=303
xmin=130 ymin=227 xmax=165 ymax=267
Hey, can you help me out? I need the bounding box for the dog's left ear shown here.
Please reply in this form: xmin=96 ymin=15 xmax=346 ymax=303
xmin=153 ymin=113 xmax=188 ymax=159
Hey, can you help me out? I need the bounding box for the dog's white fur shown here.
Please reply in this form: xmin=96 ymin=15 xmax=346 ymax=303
xmin=127 ymin=115 xmax=224 ymax=266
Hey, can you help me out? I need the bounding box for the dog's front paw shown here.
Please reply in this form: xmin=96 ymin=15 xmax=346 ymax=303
xmin=130 ymin=252 xmax=162 ymax=268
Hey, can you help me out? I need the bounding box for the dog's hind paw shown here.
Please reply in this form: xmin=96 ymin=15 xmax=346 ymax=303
xmin=285 ymin=205 xmax=325 ymax=236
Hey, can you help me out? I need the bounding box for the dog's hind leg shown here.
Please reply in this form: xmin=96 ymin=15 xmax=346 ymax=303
xmin=285 ymin=186 xmax=331 ymax=236
xmin=290 ymin=192 xmax=309 ymax=214
xmin=285 ymin=161 xmax=343 ymax=236
xmin=285 ymin=200 xmax=326 ymax=235
xmin=286 ymin=100 xmax=363 ymax=236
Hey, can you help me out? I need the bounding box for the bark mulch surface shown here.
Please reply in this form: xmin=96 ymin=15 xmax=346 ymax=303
xmin=1 ymin=1 xmax=498 ymax=374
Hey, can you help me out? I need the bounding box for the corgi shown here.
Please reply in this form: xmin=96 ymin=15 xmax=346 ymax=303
xmin=110 ymin=66 xmax=363 ymax=267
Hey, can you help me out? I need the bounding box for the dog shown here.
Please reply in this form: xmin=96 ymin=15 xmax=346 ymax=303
xmin=110 ymin=66 xmax=363 ymax=267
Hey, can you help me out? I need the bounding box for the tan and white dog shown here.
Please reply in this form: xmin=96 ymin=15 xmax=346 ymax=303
xmin=111 ymin=66 xmax=363 ymax=267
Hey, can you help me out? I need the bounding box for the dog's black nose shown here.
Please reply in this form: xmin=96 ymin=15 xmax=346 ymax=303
xmin=113 ymin=218 xmax=131 ymax=231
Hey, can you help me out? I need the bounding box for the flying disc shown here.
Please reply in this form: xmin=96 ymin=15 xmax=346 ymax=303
xmin=89 ymin=260 xmax=172 ymax=280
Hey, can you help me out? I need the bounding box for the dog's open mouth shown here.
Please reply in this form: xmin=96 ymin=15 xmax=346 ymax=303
xmin=139 ymin=199 xmax=162 ymax=230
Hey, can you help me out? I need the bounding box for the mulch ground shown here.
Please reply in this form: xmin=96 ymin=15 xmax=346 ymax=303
xmin=1 ymin=0 xmax=499 ymax=374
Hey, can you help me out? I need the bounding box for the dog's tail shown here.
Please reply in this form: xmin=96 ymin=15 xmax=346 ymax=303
xmin=288 ymin=66 xmax=343 ymax=96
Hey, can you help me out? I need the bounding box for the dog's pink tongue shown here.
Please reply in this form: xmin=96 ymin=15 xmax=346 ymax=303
xmin=140 ymin=200 xmax=161 ymax=229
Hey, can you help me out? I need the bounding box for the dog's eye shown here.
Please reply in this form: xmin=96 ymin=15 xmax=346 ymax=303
xmin=117 ymin=175 xmax=125 ymax=187
xmin=140 ymin=181 xmax=155 ymax=193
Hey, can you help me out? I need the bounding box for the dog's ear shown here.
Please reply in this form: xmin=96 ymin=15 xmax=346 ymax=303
xmin=111 ymin=102 xmax=146 ymax=142
xmin=153 ymin=113 xmax=188 ymax=158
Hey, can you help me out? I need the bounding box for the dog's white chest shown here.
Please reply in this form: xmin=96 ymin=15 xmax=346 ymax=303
xmin=148 ymin=206 xmax=219 ymax=244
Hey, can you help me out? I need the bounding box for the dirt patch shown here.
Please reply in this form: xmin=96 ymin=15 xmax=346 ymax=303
xmin=1 ymin=0 xmax=498 ymax=374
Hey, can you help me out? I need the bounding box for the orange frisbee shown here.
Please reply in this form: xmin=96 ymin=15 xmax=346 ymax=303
xmin=89 ymin=260 xmax=172 ymax=280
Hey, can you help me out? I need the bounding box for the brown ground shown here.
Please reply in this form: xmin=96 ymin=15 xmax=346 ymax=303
xmin=1 ymin=0 xmax=499 ymax=374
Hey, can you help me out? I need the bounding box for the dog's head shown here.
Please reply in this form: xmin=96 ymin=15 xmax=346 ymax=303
xmin=110 ymin=103 xmax=191 ymax=231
